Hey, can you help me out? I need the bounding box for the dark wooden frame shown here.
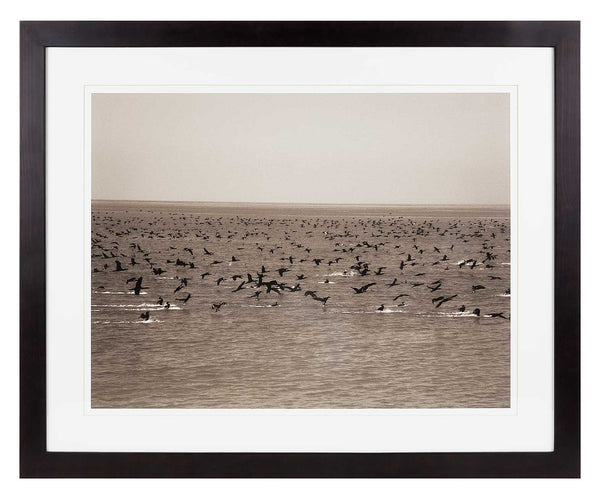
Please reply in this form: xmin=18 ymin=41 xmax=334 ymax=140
xmin=20 ymin=21 xmax=580 ymax=478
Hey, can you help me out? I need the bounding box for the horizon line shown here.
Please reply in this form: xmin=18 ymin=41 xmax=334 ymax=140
xmin=91 ymin=199 xmax=510 ymax=208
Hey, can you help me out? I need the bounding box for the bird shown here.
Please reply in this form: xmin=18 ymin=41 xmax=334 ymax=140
xmin=176 ymin=293 xmax=191 ymax=304
xmin=114 ymin=260 xmax=127 ymax=272
xmin=393 ymin=294 xmax=409 ymax=301
xmin=310 ymin=294 xmax=330 ymax=305
xmin=130 ymin=277 xmax=148 ymax=295
xmin=434 ymin=294 xmax=457 ymax=308
xmin=377 ymin=304 xmax=385 ymax=311
xmin=351 ymin=283 xmax=376 ymax=294
xmin=211 ymin=302 xmax=226 ymax=312
xmin=264 ymin=281 xmax=281 ymax=294
xmin=486 ymin=312 xmax=509 ymax=319
xmin=472 ymin=285 xmax=486 ymax=293
xmin=140 ymin=311 xmax=150 ymax=321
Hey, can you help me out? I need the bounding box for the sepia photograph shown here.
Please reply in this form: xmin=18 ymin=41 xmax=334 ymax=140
xmin=90 ymin=91 xmax=511 ymax=409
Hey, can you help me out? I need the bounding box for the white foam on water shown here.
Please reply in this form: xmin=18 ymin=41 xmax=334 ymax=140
xmin=92 ymin=303 xmax=166 ymax=308
xmin=93 ymin=304 xmax=182 ymax=311
xmin=318 ymin=281 xmax=335 ymax=284
xmin=417 ymin=311 xmax=480 ymax=318
xmin=93 ymin=319 xmax=165 ymax=324
xmin=341 ymin=310 xmax=404 ymax=315
xmin=440 ymin=311 xmax=479 ymax=318
xmin=324 ymin=271 xmax=355 ymax=277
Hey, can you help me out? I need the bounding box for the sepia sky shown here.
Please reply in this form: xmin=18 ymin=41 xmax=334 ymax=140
xmin=92 ymin=92 xmax=510 ymax=205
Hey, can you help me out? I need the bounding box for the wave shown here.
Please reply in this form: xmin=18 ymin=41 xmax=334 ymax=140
xmin=93 ymin=319 xmax=165 ymax=324
xmin=92 ymin=303 xmax=167 ymax=308
xmin=93 ymin=304 xmax=182 ymax=311
xmin=341 ymin=309 xmax=406 ymax=314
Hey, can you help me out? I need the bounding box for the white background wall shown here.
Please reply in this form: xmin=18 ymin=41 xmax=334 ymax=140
xmin=1 ymin=0 xmax=597 ymax=497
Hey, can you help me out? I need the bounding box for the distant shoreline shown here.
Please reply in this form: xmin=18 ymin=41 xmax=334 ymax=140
xmin=91 ymin=200 xmax=510 ymax=218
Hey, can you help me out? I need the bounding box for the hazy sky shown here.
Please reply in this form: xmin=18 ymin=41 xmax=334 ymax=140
xmin=92 ymin=92 xmax=510 ymax=205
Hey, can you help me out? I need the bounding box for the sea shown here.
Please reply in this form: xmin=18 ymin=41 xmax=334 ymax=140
xmin=91 ymin=201 xmax=511 ymax=409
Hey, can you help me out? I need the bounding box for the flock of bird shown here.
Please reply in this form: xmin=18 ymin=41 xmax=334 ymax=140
xmin=92 ymin=208 xmax=511 ymax=323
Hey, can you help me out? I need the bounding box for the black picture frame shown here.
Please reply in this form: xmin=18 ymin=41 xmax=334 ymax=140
xmin=20 ymin=21 xmax=580 ymax=478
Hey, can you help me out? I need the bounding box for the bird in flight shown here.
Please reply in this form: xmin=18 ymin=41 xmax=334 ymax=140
xmin=176 ymin=293 xmax=192 ymax=304
xmin=211 ymin=302 xmax=227 ymax=312
xmin=434 ymin=294 xmax=457 ymax=308
xmin=130 ymin=277 xmax=148 ymax=295
xmin=351 ymin=283 xmax=376 ymax=294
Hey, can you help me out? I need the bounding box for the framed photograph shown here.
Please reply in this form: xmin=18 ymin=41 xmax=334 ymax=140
xmin=20 ymin=21 xmax=580 ymax=477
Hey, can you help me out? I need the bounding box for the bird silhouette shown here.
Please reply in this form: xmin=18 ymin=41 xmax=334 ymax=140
xmin=351 ymin=283 xmax=376 ymax=294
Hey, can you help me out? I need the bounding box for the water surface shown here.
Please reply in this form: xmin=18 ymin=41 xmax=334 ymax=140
xmin=91 ymin=202 xmax=511 ymax=408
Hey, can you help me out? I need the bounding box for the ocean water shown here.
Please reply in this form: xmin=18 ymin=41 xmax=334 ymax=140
xmin=91 ymin=202 xmax=511 ymax=408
